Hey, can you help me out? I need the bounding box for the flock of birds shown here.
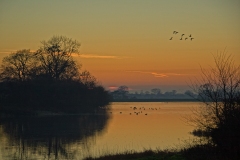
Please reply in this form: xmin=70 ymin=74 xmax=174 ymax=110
xmin=169 ymin=31 xmax=194 ymax=41
xmin=110 ymin=106 xmax=161 ymax=116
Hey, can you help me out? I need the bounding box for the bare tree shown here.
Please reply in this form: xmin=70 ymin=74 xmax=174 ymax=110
xmin=35 ymin=36 xmax=81 ymax=80
xmin=111 ymin=86 xmax=129 ymax=99
xmin=79 ymin=70 xmax=97 ymax=88
xmin=189 ymin=50 xmax=240 ymax=150
xmin=151 ymin=88 xmax=162 ymax=95
xmin=0 ymin=49 xmax=36 ymax=81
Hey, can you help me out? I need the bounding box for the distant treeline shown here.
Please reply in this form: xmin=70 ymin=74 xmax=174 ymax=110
xmin=0 ymin=36 xmax=111 ymax=114
xmin=111 ymin=99 xmax=198 ymax=102
xmin=110 ymin=86 xmax=197 ymax=101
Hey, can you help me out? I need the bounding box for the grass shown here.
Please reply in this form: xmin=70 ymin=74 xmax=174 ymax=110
xmin=84 ymin=149 xmax=186 ymax=160
xmin=84 ymin=143 xmax=240 ymax=160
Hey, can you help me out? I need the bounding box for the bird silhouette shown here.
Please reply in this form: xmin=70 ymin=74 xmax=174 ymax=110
xmin=173 ymin=31 xmax=178 ymax=34
xmin=170 ymin=31 xmax=194 ymax=41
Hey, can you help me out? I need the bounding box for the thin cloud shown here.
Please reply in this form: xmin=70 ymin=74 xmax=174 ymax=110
xmin=126 ymin=70 xmax=191 ymax=78
xmin=151 ymin=72 xmax=168 ymax=77
xmin=0 ymin=49 xmax=18 ymax=54
xmin=73 ymin=53 xmax=130 ymax=59
xmin=79 ymin=54 xmax=119 ymax=59
xmin=0 ymin=49 xmax=37 ymax=54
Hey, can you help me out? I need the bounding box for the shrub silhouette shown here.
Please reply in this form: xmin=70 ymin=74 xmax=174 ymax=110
xmin=189 ymin=51 xmax=240 ymax=155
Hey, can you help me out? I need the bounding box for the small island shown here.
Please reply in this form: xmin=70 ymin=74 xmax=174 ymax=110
xmin=0 ymin=36 xmax=111 ymax=116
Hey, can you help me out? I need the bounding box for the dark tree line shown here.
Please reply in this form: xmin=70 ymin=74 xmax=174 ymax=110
xmin=110 ymin=86 xmax=197 ymax=100
xmin=0 ymin=36 xmax=110 ymax=114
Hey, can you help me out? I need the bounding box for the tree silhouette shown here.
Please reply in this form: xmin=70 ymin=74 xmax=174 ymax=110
xmin=79 ymin=70 xmax=97 ymax=88
xmin=0 ymin=36 xmax=110 ymax=113
xmin=111 ymin=86 xmax=129 ymax=99
xmin=189 ymin=51 xmax=240 ymax=153
xmin=0 ymin=49 xmax=36 ymax=81
xmin=35 ymin=36 xmax=81 ymax=80
xmin=151 ymin=88 xmax=162 ymax=95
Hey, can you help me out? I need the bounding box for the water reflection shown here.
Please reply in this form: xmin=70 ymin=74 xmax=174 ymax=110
xmin=0 ymin=112 xmax=111 ymax=159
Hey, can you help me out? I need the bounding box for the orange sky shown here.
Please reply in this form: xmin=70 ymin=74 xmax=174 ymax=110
xmin=0 ymin=1 xmax=240 ymax=92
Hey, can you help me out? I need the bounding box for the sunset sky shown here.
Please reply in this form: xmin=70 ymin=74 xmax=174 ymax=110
xmin=0 ymin=0 xmax=240 ymax=92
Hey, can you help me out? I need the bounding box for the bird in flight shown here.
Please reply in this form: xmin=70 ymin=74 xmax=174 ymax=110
xmin=169 ymin=31 xmax=194 ymax=41
xmin=173 ymin=31 xmax=178 ymax=34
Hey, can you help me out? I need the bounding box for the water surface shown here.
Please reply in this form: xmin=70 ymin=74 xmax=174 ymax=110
xmin=0 ymin=102 xmax=200 ymax=159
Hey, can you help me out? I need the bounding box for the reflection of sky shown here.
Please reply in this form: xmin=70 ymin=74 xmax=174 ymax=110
xmin=0 ymin=114 xmax=110 ymax=160
xmin=0 ymin=1 xmax=240 ymax=91
xmin=85 ymin=102 xmax=200 ymax=158
xmin=0 ymin=102 xmax=200 ymax=159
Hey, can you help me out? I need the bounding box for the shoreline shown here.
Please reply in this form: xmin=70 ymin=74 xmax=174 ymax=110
xmin=111 ymin=99 xmax=199 ymax=102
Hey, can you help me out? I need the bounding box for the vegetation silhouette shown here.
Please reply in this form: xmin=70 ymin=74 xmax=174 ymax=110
xmin=188 ymin=51 xmax=240 ymax=158
xmin=0 ymin=113 xmax=111 ymax=159
xmin=110 ymin=86 xmax=197 ymax=101
xmin=0 ymin=36 xmax=111 ymax=114
xmin=110 ymin=85 xmax=129 ymax=100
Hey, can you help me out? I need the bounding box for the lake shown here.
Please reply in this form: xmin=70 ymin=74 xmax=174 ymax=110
xmin=0 ymin=102 xmax=201 ymax=159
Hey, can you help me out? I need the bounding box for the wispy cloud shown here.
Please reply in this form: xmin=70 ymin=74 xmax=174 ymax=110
xmin=0 ymin=49 xmax=36 ymax=54
xmin=126 ymin=70 xmax=191 ymax=78
xmin=0 ymin=49 xmax=18 ymax=54
xmin=73 ymin=53 xmax=129 ymax=59
xmin=79 ymin=54 xmax=119 ymax=59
